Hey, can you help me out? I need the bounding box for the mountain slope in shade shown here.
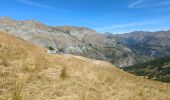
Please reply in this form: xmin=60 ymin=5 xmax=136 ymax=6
xmin=0 ymin=17 xmax=135 ymax=67
xmin=123 ymin=56 xmax=170 ymax=83
xmin=1 ymin=31 xmax=170 ymax=100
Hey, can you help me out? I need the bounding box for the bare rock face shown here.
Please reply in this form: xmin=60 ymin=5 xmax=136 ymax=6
xmin=0 ymin=17 xmax=136 ymax=67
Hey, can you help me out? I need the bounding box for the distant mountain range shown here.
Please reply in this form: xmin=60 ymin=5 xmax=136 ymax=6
xmin=0 ymin=17 xmax=136 ymax=67
xmin=105 ymin=30 xmax=170 ymax=61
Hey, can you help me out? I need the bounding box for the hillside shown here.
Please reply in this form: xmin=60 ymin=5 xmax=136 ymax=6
xmin=1 ymin=32 xmax=170 ymax=100
xmin=0 ymin=17 xmax=136 ymax=67
xmin=123 ymin=56 xmax=170 ymax=83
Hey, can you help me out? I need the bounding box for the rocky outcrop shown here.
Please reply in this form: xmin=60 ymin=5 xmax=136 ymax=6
xmin=0 ymin=17 xmax=136 ymax=67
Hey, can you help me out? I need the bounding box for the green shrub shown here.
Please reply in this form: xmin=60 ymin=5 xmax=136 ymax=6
xmin=48 ymin=46 xmax=54 ymax=50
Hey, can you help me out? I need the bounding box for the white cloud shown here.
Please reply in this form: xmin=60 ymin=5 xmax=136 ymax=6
xmin=17 ymin=0 xmax=58 ymax=10
xmin=128 ymin=0 xmax=170 ymax=8
xmin=128 ymin=0 xmax=144 ymax=8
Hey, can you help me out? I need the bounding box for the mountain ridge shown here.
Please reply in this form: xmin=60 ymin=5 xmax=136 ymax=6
xmin=0 ymin=17 xmax=136 ymax=67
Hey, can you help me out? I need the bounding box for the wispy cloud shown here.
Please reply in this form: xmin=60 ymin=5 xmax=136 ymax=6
xmin=128 ymin=0 xmax=144 ymax=8
xmin=17 ymin=0 xmax=62 ymax=10
xmin=151 ymin=1 xmax=170 ymax=7
xmin=128 ymin=0 xmax=170 ymax=8
xmin=95 ymin=21 xmax=158 ymax=31
xmin=95 ymin=17 xmax=170 ymax=33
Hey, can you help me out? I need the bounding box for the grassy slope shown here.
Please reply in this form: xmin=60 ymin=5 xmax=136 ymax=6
xmin=0 ymin=31 xmax=170 ymax=100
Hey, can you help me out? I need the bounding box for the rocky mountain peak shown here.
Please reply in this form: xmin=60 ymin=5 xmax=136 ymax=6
xmin=0 ymin=16 xmax=12 ymax=21
xmin=0 ymin=16 xmax=17 ymax=25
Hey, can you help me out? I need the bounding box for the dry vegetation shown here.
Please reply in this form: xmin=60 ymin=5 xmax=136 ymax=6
xmin=0 ymin=31 xmax=170 ymax=100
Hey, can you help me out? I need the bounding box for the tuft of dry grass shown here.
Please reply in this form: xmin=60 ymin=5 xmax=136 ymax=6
xmin=60 ymin=66 xmax=68 ymax=79
xmin=12 ymin=82 xmax=22 ymax=100
xmin=12 ymin=73 xmax=37 ymax=100
xmin=0 ymin=46 xmax=10 ymax=67
xmin=12 ymin=76 xmax=25 ymax=100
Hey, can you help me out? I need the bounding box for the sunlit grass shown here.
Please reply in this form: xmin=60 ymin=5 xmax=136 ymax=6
xmin=0 ymin=31 xmax=170 ymax=100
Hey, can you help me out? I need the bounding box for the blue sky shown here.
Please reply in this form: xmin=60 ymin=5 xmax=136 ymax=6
xmin=0 ymin=0 xmax=170 ymax=33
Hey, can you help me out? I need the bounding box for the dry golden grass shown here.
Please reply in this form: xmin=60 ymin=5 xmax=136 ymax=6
xmin=0 ymin=31 xmax=170 ymax=100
